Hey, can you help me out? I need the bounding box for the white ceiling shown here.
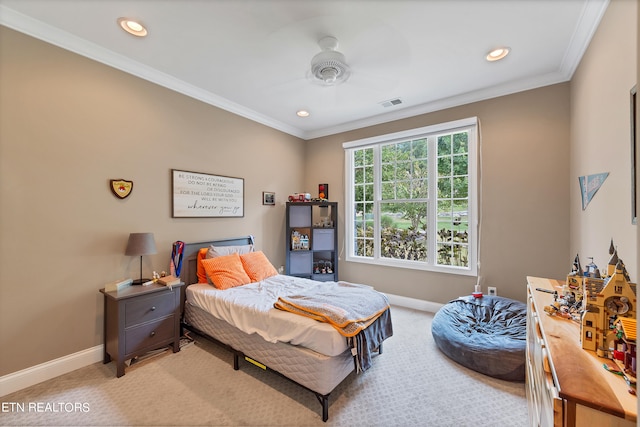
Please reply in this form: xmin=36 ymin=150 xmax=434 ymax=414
xmin=0 ymin=0 xmax=608 ymax=140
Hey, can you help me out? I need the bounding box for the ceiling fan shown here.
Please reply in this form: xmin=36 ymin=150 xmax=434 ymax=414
xmin=309 ymin=36 xmax=351 ymax=86
xmin=261 ymin=31 xmax=403 ymax=108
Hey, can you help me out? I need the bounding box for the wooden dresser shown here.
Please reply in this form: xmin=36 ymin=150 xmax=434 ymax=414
xmin=100 ymin=282 xmax=184 ymax=377
xmin=526 ymin=276 xmax=636 ymax=426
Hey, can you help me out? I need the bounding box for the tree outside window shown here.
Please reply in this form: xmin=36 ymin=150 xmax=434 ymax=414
xmin=345 ymin=118 xmax=477 ymax=275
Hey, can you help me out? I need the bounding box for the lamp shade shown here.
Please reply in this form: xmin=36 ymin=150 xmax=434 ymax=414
xmin=125 ymin=233 xmax=157 ymax=256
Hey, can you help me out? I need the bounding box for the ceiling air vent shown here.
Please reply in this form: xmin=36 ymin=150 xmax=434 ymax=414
xmin=380 ymin=98 xmax=403 ymax=108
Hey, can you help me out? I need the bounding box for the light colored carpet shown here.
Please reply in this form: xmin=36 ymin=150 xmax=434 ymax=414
xmin=1 ymin=305 xmax=527 ymax=426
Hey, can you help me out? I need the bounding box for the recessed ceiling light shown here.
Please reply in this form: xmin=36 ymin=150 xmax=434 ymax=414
xmin=486 ymin=47 xmax=510 ymax=62
xmin=118 ymin=17 xmax=148 ymax=37
xmin=296 ymin=110 xmax=310 ymax=118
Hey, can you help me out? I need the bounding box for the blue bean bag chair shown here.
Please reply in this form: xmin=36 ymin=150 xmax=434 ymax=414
xmin=431 ymin=295 xmax=526 ymax=382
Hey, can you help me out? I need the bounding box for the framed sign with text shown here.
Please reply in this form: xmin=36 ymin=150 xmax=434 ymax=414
xmin=172 ymin=169 xmax=244 ymax=218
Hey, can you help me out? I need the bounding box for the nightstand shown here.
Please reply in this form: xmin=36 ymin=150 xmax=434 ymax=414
xmin=100 ymin=282 xmax=184 ymax=377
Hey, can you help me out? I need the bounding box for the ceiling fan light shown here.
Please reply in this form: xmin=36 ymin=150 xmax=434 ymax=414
xmin=320 ymin=67 xmax=338 ymax=84
xmin=310 ymin=47 xmax=350 ymax=85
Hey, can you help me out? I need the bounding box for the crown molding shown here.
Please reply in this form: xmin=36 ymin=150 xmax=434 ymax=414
xmin=302 ymin=70 xmax=570 ymax=140
xmin=558 ymin=0 xmax=609 ymax=79
xmin=301 ymin=0 xmax=609 ymax=142
xmin=0 ymin=5 xmax=306 ymax=139
xmin=1 ymin=2 xmax=608 ymax=142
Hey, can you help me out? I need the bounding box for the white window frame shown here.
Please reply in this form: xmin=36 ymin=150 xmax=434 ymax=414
xmin=343 ymin=117 xmax=478 ymax=276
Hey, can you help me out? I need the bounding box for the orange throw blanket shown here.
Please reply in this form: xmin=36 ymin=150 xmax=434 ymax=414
xmin=273 ymin=281 xmax=390 ymax=337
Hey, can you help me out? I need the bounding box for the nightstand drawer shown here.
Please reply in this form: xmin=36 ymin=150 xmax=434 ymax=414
xmin=124 ymin=291 xmax=175 ymax=327
xmin=124 ymin=315 xmax=175 ymax=354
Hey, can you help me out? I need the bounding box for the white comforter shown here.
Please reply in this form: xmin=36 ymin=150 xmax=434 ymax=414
xmin=186 ymin=275 xmax=366 ymax=357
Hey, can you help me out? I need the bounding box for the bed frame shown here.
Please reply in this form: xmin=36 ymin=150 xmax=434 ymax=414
xmin=177 ymin=236 xmax=355 ymax=422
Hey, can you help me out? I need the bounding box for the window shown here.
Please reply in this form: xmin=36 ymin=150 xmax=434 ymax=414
xmin=343 ymin=117 xmax=478 ymax=275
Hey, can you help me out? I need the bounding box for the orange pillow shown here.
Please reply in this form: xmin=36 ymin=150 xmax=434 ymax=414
xmin=201 ymin=253 xmax=251 ymax=290
xmin=196 ymin=248 xmax=209 ymax=283
xmin=240 ymin=251 xmax=278 ymax=282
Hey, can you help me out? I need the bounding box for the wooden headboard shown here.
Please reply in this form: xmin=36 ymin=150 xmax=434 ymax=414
xmin=178 ymin=235 xmax=255 ymax=286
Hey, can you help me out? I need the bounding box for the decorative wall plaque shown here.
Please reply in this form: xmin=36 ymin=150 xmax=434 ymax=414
xmin=110 ymin=179 xmax=133 ymax=199
xmin=172 ymin=169 xmax=244 ymax=218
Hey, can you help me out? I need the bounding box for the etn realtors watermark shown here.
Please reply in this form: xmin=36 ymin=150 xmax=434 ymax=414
xmin=2 ymin=401 xmax=90 ymax=413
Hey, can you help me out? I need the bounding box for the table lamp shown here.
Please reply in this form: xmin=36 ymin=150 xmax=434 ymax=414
xmin=125 ymin=232 xmax=157 ymax=285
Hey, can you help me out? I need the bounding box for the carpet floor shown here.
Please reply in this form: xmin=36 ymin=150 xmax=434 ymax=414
xmin=1 ymin=305 xmax=527 ymax=426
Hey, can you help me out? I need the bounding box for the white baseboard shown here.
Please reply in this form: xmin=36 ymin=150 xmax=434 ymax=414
xmin=0 ymin=294 xmax=440 ymax=397
xmin=386 ymin=293 xmax=444 ymax=313
xmin=0 ymin=345 xmax=103 ymax=397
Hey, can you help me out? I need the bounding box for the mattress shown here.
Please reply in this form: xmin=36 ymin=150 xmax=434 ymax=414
xmin=184 ymin=303 xmax=355 ymax=396
xmin=186 ymin=275 xmax=352 ymax=357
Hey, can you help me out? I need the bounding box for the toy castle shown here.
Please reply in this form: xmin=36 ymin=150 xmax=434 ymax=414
xmin=569 ymin=240 xmax=637 ymax=382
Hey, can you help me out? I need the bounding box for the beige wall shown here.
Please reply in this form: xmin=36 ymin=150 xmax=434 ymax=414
xmin=0 ymin=27 xmax=306 ymax=376
xmin=305 ymin=0 xmax=638 ymax=306
xmin=306 ymin=83 xmax=571 ymax=304
xmin=569 ymin=0 xmax=638 ymax=281
xmin=1 ymin=0 xmax=637 ymax=380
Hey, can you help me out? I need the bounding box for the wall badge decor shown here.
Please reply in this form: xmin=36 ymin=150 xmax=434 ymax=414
xmin=110 ymin=179 xmax=133 ymax=199
xmin=579 ymin=172 xmax=609 ymax=210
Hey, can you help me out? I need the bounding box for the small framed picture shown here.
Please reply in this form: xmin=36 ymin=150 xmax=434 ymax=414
xmin=263 ymin=191 xmax=275 ymax=206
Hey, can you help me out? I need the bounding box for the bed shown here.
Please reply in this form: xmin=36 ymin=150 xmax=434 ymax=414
xmin=178 ymin=236 xmax=393 ymax=422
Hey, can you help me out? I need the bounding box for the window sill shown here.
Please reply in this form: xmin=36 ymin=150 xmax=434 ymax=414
xmin=344 ymin=255 xmax=477 ymax=276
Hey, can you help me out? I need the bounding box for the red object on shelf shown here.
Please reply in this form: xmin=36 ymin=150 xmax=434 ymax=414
xmin=288 ymin=193 xmax=311 ymax=202
xmin=319 ymin=183 xmax=328 ymax=200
